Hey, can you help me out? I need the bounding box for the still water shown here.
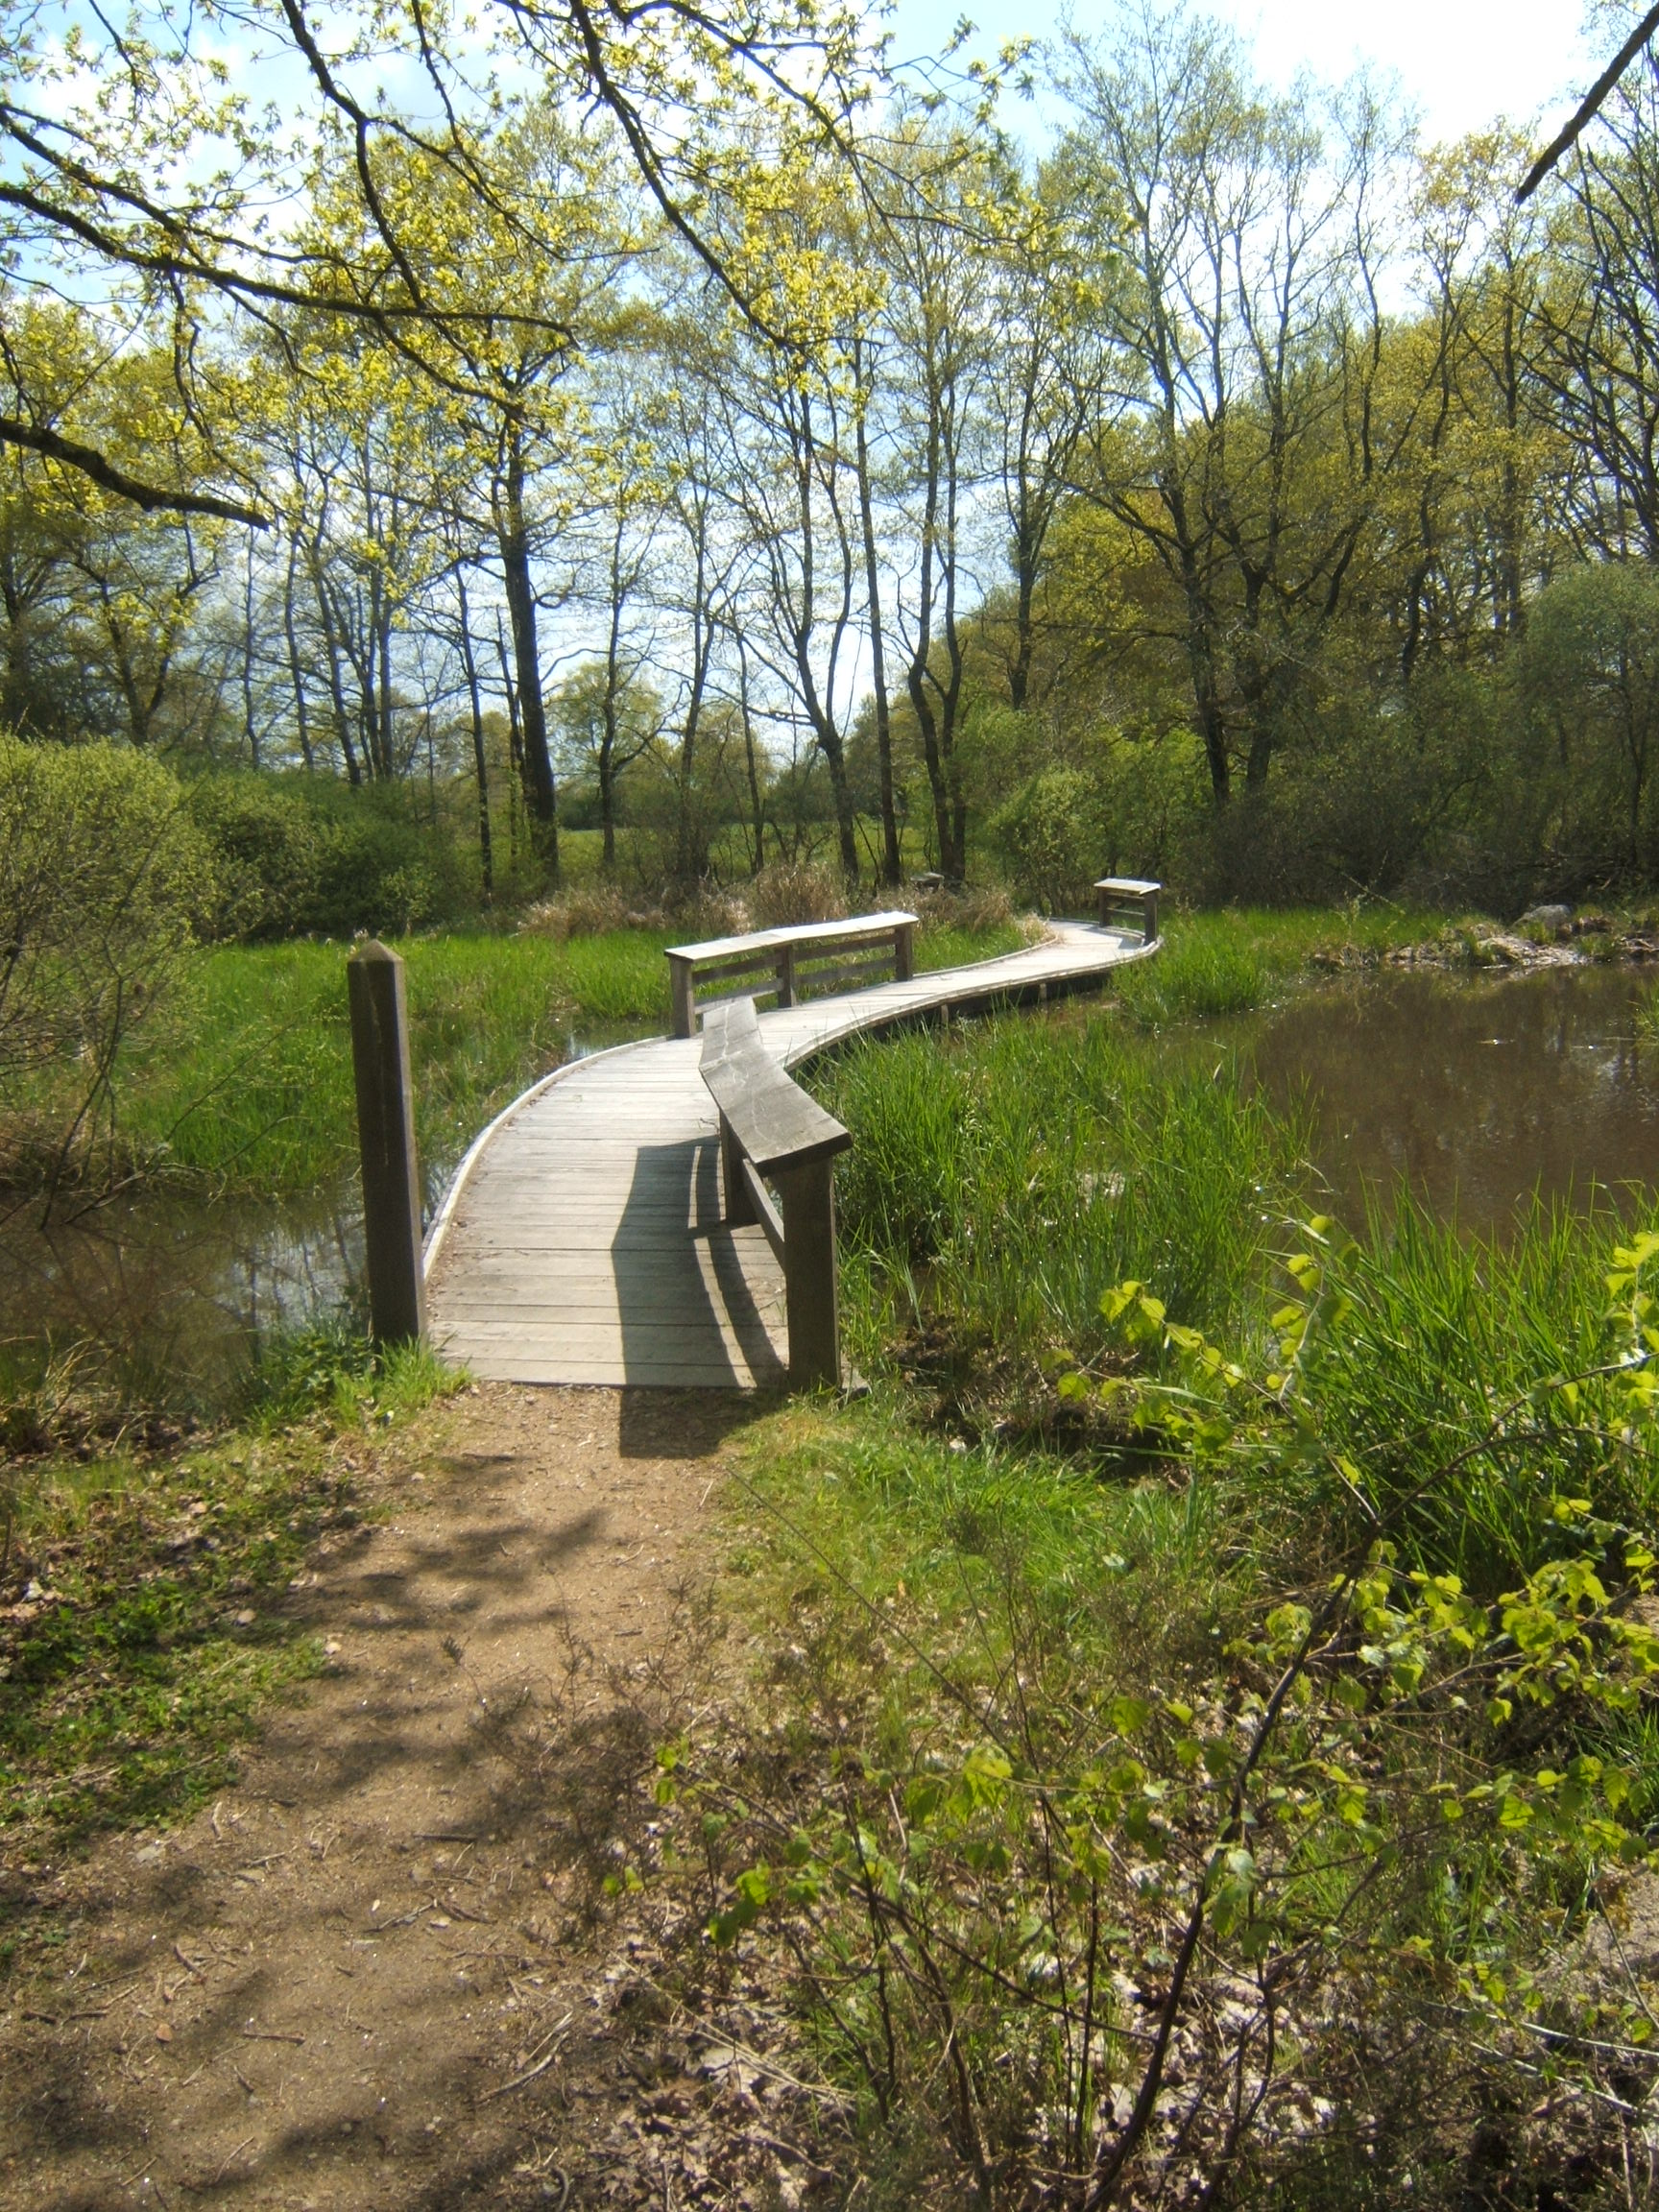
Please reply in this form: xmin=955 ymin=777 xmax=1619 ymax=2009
xmin=1239 ymin=963 xmax=1659 ymax=1236
xmin=4 ymin=970 xmax=1656 ymax=1407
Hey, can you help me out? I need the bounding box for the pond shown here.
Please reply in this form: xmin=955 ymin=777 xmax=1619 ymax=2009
xmin=1238 ymin=962 xmax=1659 ymax=1237
xmin=4 ymin=964 xmax=1656 ymax=1413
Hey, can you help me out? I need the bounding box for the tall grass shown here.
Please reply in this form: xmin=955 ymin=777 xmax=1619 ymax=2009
xmin=1273 ymin=1194 xmax=1659 ymax=1590
xmin=816 ymin=999 xmax=1659 ymax=1589
xmin=113 ymin=931 xmax=671 ymax=1199
xmin=812 ymin=1011 xmax=1310 ymax=1401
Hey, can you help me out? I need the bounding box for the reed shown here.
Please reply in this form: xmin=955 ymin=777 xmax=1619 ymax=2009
xmin=813 ymin=1009 xmax=1310 ymax=1408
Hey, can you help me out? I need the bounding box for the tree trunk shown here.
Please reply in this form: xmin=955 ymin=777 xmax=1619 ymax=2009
xmin=854 ymin=346 xmax=902 ymax=887
xmin=456 ymin=570 xmax=493 ymax=902
xmin=283 ymin=539 xmax=315 ymax=771
xmin=496 ymin=430 xmax=558 ymax=878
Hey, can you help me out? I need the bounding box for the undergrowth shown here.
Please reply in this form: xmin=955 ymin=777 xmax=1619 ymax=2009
xmin=662 ymin=1007 xmax=1659 ymax=2208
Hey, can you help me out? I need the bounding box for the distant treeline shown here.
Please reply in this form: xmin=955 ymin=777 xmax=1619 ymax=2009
xmin=11 ymin=7 xmax=1659 ymax=911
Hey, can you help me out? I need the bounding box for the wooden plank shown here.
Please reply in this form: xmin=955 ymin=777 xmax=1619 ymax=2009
xmin=699 ymin=1009 xmax=851 ymax=1172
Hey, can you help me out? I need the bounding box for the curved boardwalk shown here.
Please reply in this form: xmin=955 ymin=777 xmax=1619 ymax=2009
xmin=424 ymin=919 xmax=1155 ymax=1388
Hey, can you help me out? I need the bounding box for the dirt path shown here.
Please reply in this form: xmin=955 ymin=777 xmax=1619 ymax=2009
xmin=0 ymin=1383 xmax=778 ymax=2211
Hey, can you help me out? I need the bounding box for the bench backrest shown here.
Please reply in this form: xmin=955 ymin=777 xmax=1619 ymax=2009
xmin=667 ymin=910 xmax=919 ymax=1038
xmin=699 ymin=998 xmax=851 ymax=1174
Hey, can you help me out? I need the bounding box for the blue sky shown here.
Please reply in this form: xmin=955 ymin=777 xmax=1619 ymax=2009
xmin=885 ymin=0 xmax=1599 ymax=151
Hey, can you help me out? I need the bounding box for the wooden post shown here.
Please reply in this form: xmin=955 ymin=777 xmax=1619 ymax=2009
xmin=776 ymin=943 xmax=796 ymax=1009
xmin=1096 ymin=880 xmax=1112 ymax=928
xmin=777 ymin=1158 xmax=840 ymax=1389
xmin=1142 ymin=887 xmax=1160 ymax=942
xmin=894 ymin=918 xmax=915 ymax=982
xmin=720 ymin=1112 xmax=756 ymax=1226
xmin=348 ymin=940 xmax=427 ymax=1344
xmin=669 ymin=953 xmax=696 ymax=1039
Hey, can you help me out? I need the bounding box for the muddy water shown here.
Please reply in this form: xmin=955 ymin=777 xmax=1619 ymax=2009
xmin=1238 ymin=964 xmax=1659 ymax=1236
xmin=5 ymin=971 xmax=1656 ymax=1409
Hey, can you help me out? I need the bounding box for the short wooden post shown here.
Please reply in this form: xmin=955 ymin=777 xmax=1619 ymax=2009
xmin=894 ymin=919 xmax=915 ymax=982
xmin=1096 ymin=881 xmax=1112 ymax=928
xmin=347 ymin=940 xmax=427 ymax=1344
xmin=1142 ymin=887 xmax=1160 ymax=942
xmin=777 ymin=1158 xmax=840 ymax=1389
xmin=669 ymin=954 xmax=696 ymax=1039
xmin=720 ymin=1113 xmax=755 ymax=1226
xmin=776 ymin=943 xmax=796 ymax=1009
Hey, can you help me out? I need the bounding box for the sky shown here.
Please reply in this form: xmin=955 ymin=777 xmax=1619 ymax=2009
xmin=885 ymin=0 xmax=1600 ymax=152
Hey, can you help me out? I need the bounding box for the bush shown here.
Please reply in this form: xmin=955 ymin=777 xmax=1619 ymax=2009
xmin=989 ymin=764 xmax=1101 ymax=912
xmin=0 ymin=736 xmax=212 ymax=1181
xmin=747 ymin=858 xmax=849 ymax=928
xmin=188 ymin=772 xmax=472 ymax=940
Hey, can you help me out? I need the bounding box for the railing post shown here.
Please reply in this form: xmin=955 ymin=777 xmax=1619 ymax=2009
xmin=777 ymin=1158 xmax=840 ymax=1389
xmin=347 ymin=940 xmax=427 ymax=1345
xmin=894 ymin=918 xmax=915 ymax=982
xmin=1142 ymin=887 xmax=1160 ymax=942
xmin=776 ymin=943 xmax=796 ymax=1009
xmin=1096 ymin=881 xmax=1111 ymax=928
xmin=669 ymin=953 xmax=696 ymax=1039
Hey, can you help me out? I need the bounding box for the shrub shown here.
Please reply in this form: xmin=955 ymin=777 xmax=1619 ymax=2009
xmin=989 ymin=764 xmax=1101 ymax=912
xmin=0 ymin=736 xmax=213 ymax=1183
xmin=187 ymin=772 xmax=471 ymax=939
xmin=748 ymin=858 xmax=849 ymax=928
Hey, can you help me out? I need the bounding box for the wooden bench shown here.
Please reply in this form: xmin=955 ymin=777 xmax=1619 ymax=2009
xmin=699 ymin=997 xmax=851 ymax=1389
xmin=666 ymin=911 xmax=918 ymax=1039
xmin=1094 ymin=877 xmax=1162 ymax=941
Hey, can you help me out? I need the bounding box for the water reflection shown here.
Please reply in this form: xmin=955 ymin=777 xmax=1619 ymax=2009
xmin=1238 ymin=965 xmax=1659 ymax=1235
xmin=0 ymin=1186 xmax=364 ymax=1404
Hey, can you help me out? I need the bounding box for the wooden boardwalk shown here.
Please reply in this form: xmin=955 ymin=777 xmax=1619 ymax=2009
xmin=423 ymin=919 xmax=1155 ymax=1387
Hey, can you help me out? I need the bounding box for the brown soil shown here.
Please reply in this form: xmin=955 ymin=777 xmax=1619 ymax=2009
xmin=0 ymin=1383 xmax=822 ymax=2212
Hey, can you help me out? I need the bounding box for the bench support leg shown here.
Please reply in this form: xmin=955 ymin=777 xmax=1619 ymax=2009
xmin=719 ymin=1112 xmax=756 ymax=1226
xmin=669 ymin=957 xmax=696 ymax=1040
xmin=778 ymin=1158 xmax=840 ymax=1390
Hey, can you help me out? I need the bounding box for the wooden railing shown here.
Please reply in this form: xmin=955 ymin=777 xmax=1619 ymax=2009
xmin=666 ymin=910 xmax=918 ymax=1040
xmin=699 ymin=997 xmax=850 ymax=1389
xmin=1094 ymin=877 xmax=1162 ymax=941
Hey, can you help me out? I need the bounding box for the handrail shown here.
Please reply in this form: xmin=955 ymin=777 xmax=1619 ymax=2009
xmin=699 ymin=997 xmax=851 ymax=1389
xmin=666 ymin=910 xmax=918 ymax=1038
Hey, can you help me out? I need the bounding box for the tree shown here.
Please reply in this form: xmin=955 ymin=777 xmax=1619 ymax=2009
xmin=1057 ymin=7 xmax=1414 ymax=804
xmin=0 ymin=0 xmax=886 ymax=523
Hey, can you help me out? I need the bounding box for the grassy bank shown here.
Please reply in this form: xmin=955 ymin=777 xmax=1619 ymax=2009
xmin=662 ymin=1000 xmax=1659 ymax=2207
xmin=0 ymin=1328 xmax=456 ymax=1854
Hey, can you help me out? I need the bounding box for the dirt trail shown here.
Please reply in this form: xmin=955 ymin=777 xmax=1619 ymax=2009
xmin=0 ymin=1384 xmax=761 ymax=2211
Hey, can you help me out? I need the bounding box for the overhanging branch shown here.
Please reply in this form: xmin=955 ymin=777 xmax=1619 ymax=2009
xmin=0 ymin=418 xmax=269 ymax=526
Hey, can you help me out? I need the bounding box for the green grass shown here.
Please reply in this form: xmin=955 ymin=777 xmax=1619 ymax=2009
xmin=114 ymin=930 xmax=672 ymax=1199
xmin=810 ymin=1009 xmax=1311 ymax=1417
xmin=0 ymin=1325 xmax=457 ymax=1843
xmin=105 ymin=919 xmax=1029 ymax=1202
xmin=1111 ymin=904 xmax=1435 ymax=1025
